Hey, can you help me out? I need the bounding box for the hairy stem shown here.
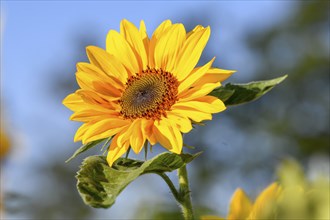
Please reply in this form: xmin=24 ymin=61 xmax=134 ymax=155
xmin=178 ymin=165 xmax=194 ymax=220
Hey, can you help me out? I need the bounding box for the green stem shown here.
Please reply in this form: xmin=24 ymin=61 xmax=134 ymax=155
xmin=178 ymin=165 xmax=194 ymax=220
xmin=157 ymin=165 xmax=194 ymax=219
xmin=157 ymin=173 xmax=181 ymax=203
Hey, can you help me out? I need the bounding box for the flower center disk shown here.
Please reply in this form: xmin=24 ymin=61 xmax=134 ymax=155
xmin=120 ymin=68 xmax=179 ymax=120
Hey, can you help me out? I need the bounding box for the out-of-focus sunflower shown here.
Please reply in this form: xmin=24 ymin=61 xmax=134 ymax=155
xmin=0 ymin=124 xmax=11 ymax=159
xmin=201 ymin=160 xmax=330 ymax=220
xmin=226 ymin=183 xmax=281 ymax=220
xmin=201 ymin=183 xmax=281 ymax=220
xmin=63 ymin=19 xmax=234 ymax=166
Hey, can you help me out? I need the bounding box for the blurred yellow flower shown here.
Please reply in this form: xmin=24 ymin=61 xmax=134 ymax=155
xmin=201 ymin=183 xmax=281 ymax=220
xmin=0 ymin=124 xmax=11 ymax=159
xmin=201 ymin=215 xmax=224 ymax=220
xmin=63 ymin=19 xmax=234 ymax=166
xmin=201 ymin=160 xmax=330 ymax=220
xmin=228 ymin=183 xmax=281 ymax=220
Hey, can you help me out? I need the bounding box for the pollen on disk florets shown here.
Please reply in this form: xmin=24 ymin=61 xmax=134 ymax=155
xmin=119 ymin=67 xmax=179 ymax=120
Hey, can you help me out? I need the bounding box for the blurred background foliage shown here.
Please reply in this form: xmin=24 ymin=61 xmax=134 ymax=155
xmin=1 ymin=1 xmax=329 ymax=219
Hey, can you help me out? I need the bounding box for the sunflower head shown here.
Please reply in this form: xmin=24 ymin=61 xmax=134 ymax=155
xmin=119 ymin=67 xmax=179 ymax=120
xmin=63 ymin=19 xmax=235 ymax=166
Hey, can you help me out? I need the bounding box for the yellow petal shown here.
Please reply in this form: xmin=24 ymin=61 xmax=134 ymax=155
xmin=171 ymin=108 xmax=212 ymax=122
xmin=63 ymin=90 xmax=117 ymax=113
xmin=115 ymin=119 xmax=145 ymax=154
xmin=149 ymin=20 xmax=172 ymax=68
xmin=186 ymin=25 xmax=204 ymax=38
xmin=76 ymin=72 xmax=123 ymax=99
xmin=75 ymin=89 xmax=114 ymax=109
xmin=154 ymin=23 xmax=186 ymax=71
xmin=91 ymin=81 xmax=122 ymax=98
xmin=74 ymin=122 xmax=90 ymax=142
xmin=193 ymin=96 xmax=226 ymax=113
xmin=174 ymin=26 xmax=210 ymax=81
xmin=83 ymin=128 xmax=127 ymax=145
xmin=152 ymin=120 xmax=172 ymax=150
xmin=192 ymin=68 xmax=236 ymax=86
xmin=76 ymin=62 xmax=124 ymax=88
xmin=86 ymin=46 xmax=128 ymax=83
xmin=63 ymin=93 xmax=84 ymax=111
xmin=139 ymin=20 xmax=149 ymax=59
xmin=116 ymin=120 xmax=135 ymax=149
xmin=178 ymin=57 xmax=215 ymax=94
xmin=174 ymin=96 xmax=226 ymax=114
xmin=69 ymin=108 xmax=119 ymax=122
xmin=143 ymin=119 xmax=157 ymax=145
xmin=106 ymin=131 xmax=130 ymax=166
xmin=166 ymin=112 xmax=193 ymax=133
xmin=178 ymin=82 xmax=220 ymax=101
xmin=153 ymin=119 xmax=183 ymax=153
xmin=120 ymin=19 xmax=148 ymax=69
xmin=139 ymin=20 xmax=147 ymax=33
xmin=74 ymin=89 xmax=102 ymax=105
xmin=129 ymin=119 xmax=146 ymax=154
xmin=227 ymin=189 xmax=253 ymax=220
xmin=75 ymin=71 xmax=93 ymax=90
xmin=247 ymin=183 xmax=281 ymax=220
xmin=76 ymin=62 xmax=106 ymax=77
xmin=167 ymin=121 xmax=183 ymax=154
xmin=82 ymin=118 xmax=130 ymax=144
xmin=152 ymin=20 xmax=173 ymax=38
xmin=106 ymin=30 xmax=140 ymax=75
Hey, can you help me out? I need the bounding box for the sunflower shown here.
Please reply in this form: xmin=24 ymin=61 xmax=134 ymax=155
xmin=226 ymin=183 xmax=281 ymax=220
xmin=63 ymin=19 xmax=234 ymax=166
xmin=201 ymin=183 xmax=282 ymax=220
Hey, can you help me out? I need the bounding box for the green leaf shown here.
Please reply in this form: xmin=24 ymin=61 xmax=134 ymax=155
xmin=76 ymin=152 xmax=201 ymax=208
xmin=210 ymin=74 xmax=287 ymax=106
xmin=211 ymin=87 xmax=235 ymax=102
xmin=65 ymin=139 xmax=106 ymax=163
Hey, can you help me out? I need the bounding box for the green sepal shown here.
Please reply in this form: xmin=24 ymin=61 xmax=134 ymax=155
xmin=65 ymin=138 xmax=107 ymax=163
xmin=210 ymin=75 xmax=287 ymax=106
xmin=76 ymin=152 xmax=201 ymax=208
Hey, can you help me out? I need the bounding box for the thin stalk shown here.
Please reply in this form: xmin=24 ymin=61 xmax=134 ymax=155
xmin=157 ymin=173 xmax=181 ymax=203
xmin=178 ymin=165 xmax=194 ymax=220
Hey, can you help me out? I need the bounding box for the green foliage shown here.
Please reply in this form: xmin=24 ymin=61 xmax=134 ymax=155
xmin=76 ymin=152 xmax=201 ymax=208
xmin=65 ymin=138 xmax=107 ymax=163
xmin=211 ymin=75 xmax=287 ymax=106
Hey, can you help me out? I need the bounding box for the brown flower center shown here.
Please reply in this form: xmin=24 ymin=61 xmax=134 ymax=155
xmin=119 ymin=67 xmax=179 ymax=120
